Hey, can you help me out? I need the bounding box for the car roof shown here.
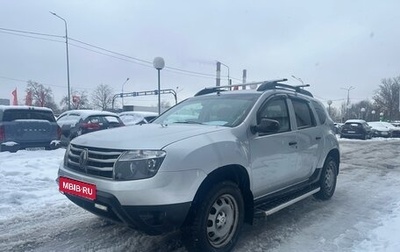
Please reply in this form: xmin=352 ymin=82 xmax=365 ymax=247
xmin=59 ymin=109 xmax=118 ymax=118
xmin=0 ymin=105 xmax=53 ymax=112
xmin=119 ymin=111 xmax=158 ymax=116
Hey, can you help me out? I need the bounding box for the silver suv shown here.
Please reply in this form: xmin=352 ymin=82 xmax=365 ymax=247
xmin=58 ymin=80 xmax=340 ymax=251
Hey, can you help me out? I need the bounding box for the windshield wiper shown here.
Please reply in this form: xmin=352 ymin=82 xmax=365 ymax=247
xmin=174 ymin=120 xmax=203 ymax=125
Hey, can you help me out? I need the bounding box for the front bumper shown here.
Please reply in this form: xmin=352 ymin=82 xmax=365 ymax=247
xmin=58 ymin=164 xmax=207 ymax=234
xmin=64 ymin=190 xmax=191 ymax=235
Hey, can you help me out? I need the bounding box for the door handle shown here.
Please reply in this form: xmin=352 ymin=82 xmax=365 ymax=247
xmin=289 ymin=141 xmax=297 ymax=146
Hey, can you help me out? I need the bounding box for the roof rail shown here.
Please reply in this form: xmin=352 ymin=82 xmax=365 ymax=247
xmin=194 ymin=78 xmax=288 ymax=96
xmin=257 ymin=82 xmax=313 ymax=97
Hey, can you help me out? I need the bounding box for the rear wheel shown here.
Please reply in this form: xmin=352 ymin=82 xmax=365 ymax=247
xmin=183 ymin=181 xmax=244 ymax=252
xmin=314 ymin=156 xmax=338 ymax=200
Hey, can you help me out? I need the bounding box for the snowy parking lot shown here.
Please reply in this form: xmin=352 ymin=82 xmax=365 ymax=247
xmin=1 ymin=138 xmax=400 ymax=252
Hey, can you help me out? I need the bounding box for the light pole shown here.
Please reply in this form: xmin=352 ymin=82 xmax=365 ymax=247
xmin=380 ymin=112 xmax=384 ymax=121
xmin=371 ymin=110 xmax=376 ymax=121
xmin=361 ymin=107 xmax=366 ymax=120
xmin=327 ymin=100 xmax=332 ymax=117
xmin=121 ymin=77 xmax=130 ymax=108
xmin=341 ymin=86 xmax=355 ymax=120
xmin=341 ymin=86 xmax=355 ymax=106
xmin=218 ymin=61 xmax=230 ymax=85
xmin=50 ymin=11 xmax=71 ymax=110
xmin=153 ymin=57 xmax=165 ymax=115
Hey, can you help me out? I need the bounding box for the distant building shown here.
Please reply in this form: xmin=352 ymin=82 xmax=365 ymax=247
xmin=0 ymin=99 xmax=10 ymax=105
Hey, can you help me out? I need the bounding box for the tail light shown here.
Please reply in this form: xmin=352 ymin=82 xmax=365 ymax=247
xmin=81 ymin=122 xmax=101 ymax=130
xmin=0 ymin=125 xmax=4 ymax=141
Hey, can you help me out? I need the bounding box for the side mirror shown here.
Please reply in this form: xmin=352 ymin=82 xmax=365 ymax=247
xmin=251 ymin=118 xmax=280 ymax=134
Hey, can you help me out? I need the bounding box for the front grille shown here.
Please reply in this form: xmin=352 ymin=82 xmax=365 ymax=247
xmin=66 ymin=144 xmax=124 ymax=179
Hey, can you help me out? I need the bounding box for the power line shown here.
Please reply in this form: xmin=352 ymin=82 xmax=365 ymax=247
xmin=0 ymin=26 xmax=247 ymax=85
xmin=69 ymin=37 xmax=217 ymax=79
xmin=0 ymin=27 xmax=62 ymax=38
xmin=0 ymin=30 xmax=64 ymax=43
xmin=1 ymin=27 xmax=221 ymax=80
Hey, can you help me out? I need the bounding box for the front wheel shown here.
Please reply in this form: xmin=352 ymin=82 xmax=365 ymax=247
xmin=314 ymin=156 xmax=338 ymax=200
xmin=183 ymin=181 xmax=244 ymax=252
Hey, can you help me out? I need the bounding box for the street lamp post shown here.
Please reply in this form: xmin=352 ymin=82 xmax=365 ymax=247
xmin=50 ymin=11 xmax=71 ymax=110
xmin=121 ymin=77 xmax=130 ymax=108
xmin=153 ymin=57 xmax=165 ymax=115
xmin=327 ymin=100 xmax=332 ymax=117
xmin=361 ymin=107 xmax=366 ymax=120
xmin=341 ymin=86 xmax=355 ymax=120
xmin=371 ymin=110 xmax=376 ymax=121
xmin=218 ymin=61 xmax=230 ymax=85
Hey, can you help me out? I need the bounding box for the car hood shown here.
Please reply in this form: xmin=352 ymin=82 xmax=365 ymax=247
xmin=71 ymin=123 xmax=227 ymax=149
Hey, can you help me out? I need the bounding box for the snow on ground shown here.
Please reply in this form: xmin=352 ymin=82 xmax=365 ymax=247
xmin=1 ymin=137 xmax=400 ymax=251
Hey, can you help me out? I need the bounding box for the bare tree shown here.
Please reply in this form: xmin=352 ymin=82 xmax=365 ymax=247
xmin=25 ymin=81 xmax=58 ymax=110
xmin=60 ymin=89 xmax=90 ymax=110
xmin=373 ymin=77 xmax=400 ymax=121
xmin=91 ymin=84 xmax=114 ymax=110
xmin=161 ymin=100 xmax=171 ymax=109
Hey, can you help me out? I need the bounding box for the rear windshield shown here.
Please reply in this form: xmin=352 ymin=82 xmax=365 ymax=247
xmin=2 ymin=109 xmax=56 ymax=122
xmin=344 ymin=123 xmax=362 ymax=128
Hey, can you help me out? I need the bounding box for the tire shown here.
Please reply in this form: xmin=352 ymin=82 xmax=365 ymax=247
xmin=183 ymin=181 xmax=244 ymax=252
xmin=314 ymin=156 xmax=338 ymax=200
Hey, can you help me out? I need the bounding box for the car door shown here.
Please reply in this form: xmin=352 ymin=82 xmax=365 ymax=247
xmin=249 ymin=95 xmax=299 ymax=198
xmin=289 ymin=97 xmax=321 ymax=180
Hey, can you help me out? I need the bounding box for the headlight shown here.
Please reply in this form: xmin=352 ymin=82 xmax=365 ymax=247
xmin=113 ymin=150 xmax=166 ymax=180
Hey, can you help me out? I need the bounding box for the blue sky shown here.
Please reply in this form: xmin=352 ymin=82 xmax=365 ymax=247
xmin=1 ymin=0 xmax=399 ymax=108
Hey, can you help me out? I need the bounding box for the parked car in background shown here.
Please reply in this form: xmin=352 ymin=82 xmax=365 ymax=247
xmin=372 ymin=121 xmax=400 ymax=138
xmin=333 ymin=122 xmax=344 ymax=134
xmin=0 ymin=105 xmax=61 ymax=152
xmin=368 ymin=121 xmax=392 ymax=138
xmin=340 ymin=119 xmax=372 ymax=140
xmin=118 ymin=111 xmax=158 ymax=125
xmin=382 ymin=122 xmax=400 ymax=137
xmin=391 ymin=121 xmax=400 ymax=128
xmin=57 ymin=110 xmax=124 ymax=146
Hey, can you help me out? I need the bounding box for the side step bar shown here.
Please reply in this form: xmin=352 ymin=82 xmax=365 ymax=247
xmin=258 ymin=187 xmax=320 ymax=216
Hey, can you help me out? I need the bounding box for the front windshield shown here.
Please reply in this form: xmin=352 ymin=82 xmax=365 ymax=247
xmin=153 ymin=93 xmax=260 ymax=127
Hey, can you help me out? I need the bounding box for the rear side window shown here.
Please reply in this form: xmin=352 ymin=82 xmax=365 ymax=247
xmin=311 ymin=100 xmax=327 ymax=124
xmin=291 ymin=99 xmax=316 ymax=129
xmin=2 ymin=109 xmax=55 ymax=122
xmin=104 ymin=116 xmax=120 ymax=124
xmin=85 ymin=116 xmax=102 ymax=124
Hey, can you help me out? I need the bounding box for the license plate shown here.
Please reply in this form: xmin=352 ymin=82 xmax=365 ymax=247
xmin=26 ymin=147 xmax=45 ymax=151
xmin=59 ymin=177 xmax=96 ymax=200
xmin=382 ymin=132 xmax=388 ymax=135
xmin=347 ymin=131 xmax=355 ymax=133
